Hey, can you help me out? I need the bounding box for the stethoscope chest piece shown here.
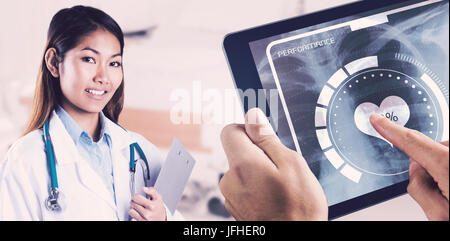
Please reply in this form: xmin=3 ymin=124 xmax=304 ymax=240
xmin=45 ymin=187 xmax=63 ymax=212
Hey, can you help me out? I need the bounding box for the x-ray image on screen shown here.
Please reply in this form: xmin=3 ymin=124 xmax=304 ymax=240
xmin=249 ymin=0 xmax=449 ymax=206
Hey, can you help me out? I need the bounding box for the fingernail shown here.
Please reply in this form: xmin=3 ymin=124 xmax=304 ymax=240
xmin=370 ymin=113 xmax=385 ymax=131
xmin=245 ymin=108 xmax=276 ymax=142
xmin=370 ymin=113 xmax=383 ymax=122
xmin=256 ymin=109 xmax=269 ymax=125
xmin=246 ymin=108 xmax=259 ymax=125
xmin=143 ymin=187 xmax=149 ymax=192
xmin=255 ymin=110 xmax=275 ymax=136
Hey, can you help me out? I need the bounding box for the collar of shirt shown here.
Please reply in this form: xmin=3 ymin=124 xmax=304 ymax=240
xmin=55 ymin=105 xmax=112 ymax=146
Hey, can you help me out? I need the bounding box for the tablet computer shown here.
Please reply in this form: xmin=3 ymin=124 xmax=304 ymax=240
xmin=223 ymin=0 xmax=449 ymax=219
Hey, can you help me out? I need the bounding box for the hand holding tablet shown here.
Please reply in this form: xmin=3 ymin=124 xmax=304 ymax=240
xmin=220 ymin=109 xmax=449 ymax=221
xmin=220 ymin=108 xmax=328 ymax=221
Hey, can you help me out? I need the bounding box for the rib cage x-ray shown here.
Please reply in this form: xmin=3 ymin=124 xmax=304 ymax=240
xmin=250 ymin=0 xmax=449 ymax=206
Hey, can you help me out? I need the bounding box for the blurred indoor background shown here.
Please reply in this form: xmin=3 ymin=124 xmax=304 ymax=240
xmin=0 ymin=0 xmax=427 ymax=220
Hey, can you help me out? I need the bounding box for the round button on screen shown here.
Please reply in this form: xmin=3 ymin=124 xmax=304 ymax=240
xmin=328 ymin=69 xmax=440 ymax=176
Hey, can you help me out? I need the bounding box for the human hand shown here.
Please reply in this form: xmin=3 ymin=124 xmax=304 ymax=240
xmin=219 ymin=108 xmax=328 ymax=221
xmin=370 ymin=114 xmax=449 ymax=221
xmin=129 ymin=187 xmax=167 ymax=221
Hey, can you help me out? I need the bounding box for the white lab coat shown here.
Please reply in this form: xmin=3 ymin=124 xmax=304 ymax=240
xmin=0 ymin=111 xmax=183 ymax=221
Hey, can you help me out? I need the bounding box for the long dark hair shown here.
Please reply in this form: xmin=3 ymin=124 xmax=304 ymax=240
xmin=23 ymin=5 xmax=125 ymax=135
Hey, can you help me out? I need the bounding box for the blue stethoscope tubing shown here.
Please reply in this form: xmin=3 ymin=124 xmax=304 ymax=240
xmin=43 ymin=119 xmax=150 ymax=212
xmin=129 ymin=143 xmax=150 ymax=179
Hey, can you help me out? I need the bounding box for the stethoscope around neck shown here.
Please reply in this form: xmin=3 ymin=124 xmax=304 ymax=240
xmin=43 ymin=119 xmax=151 ymax=212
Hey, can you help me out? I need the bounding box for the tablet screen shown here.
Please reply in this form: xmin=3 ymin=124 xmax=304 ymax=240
xmin=249 ymin=0 xmax=449 ymax=206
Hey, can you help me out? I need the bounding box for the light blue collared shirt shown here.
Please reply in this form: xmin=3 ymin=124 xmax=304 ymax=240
xmin=55 ymin=106 xmax=116 ymax=202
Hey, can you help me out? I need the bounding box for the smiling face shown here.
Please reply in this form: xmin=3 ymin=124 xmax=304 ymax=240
xmin=58 ymin=29 xmax=123 ymax=116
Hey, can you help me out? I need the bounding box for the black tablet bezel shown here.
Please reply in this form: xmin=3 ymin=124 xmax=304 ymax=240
xmin=222 ymin=0 xmax=426 ymax=220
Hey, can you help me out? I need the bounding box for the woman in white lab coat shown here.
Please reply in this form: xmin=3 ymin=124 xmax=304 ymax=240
xmin=0 ymin=6 xmax=181 ymax=221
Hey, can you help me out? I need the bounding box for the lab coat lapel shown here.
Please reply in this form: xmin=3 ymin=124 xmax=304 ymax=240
xmin=107 ymin=120 xmax=134 ymax=221
xmin=74 ymin=161 xmax=117 ymax=212
xmin=49 ymin=111 xmax=117 ymax=211
xmin=49 ymin=111 xmax=79 ymax=166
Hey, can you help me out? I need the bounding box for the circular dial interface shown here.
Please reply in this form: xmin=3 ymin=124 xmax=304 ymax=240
xmin=329 ymin=69 xmax=439 ymax=176
xmin=315 ymin=56 xmax=448 ymax=183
